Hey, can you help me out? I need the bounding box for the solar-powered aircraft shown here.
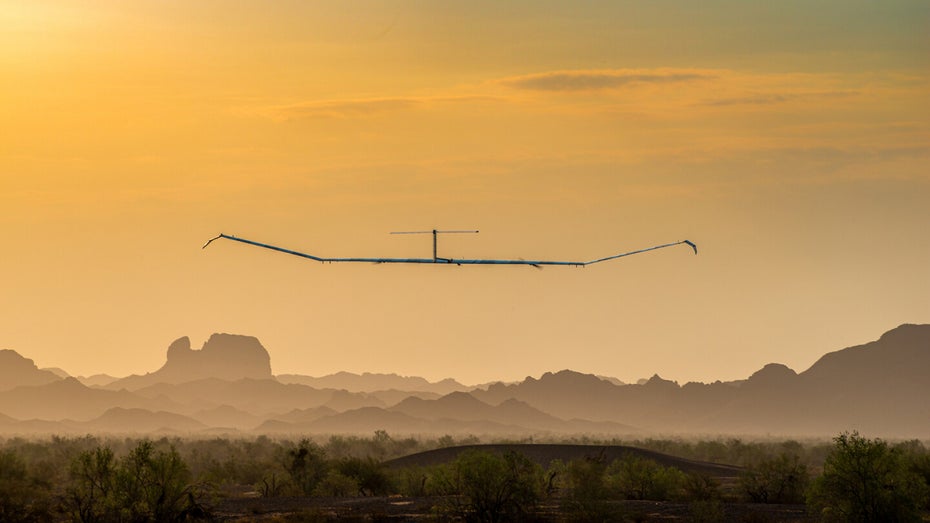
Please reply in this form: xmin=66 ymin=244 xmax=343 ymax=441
xmin=202 ymin=230 xmax=697 ymax=268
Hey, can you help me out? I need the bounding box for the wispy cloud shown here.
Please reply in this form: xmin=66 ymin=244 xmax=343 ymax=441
xmin=264 ymin=95 xmax=496 ymax=121
xmin=499 ymin=69 xmax=710 ymax=92
xmin=703 ymin=90 xmax=859 ymax=107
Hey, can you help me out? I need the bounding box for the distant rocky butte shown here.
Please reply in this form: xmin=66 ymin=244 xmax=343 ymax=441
xmin=164 ymin=334 xmax=272 ymax=380
xmin=106 ymin=334 xmax=272 ymax=390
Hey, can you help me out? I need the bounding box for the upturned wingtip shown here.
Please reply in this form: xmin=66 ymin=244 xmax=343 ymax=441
xmin=683 ymin=240 xmax=697 ymax=255
xmin=202 ymin=234 xmax=224 ymax=249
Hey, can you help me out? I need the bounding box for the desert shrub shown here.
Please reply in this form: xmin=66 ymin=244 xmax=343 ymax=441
xmin=434 ymin=449 xmax=543 ymax=523
xmin=622 ymin=437 xmax=831 ymax=470
xmin=334 ymin=457 xmax=392 ymax=496
xmin=116 ymin=441 xmax=201 ymax=522
xmin=284 ymin=439 xmax=328 ymax=496
xmin=369 ymin=430 xmax=391 ymax=460
xmin=0 ymin=449 xmax=53 ymax=523
xmin=896 ymin=439 xmax=930 ymax=510
xmin=314 ymin=470 xmax=358 ymax=497
xmin=564 ymin=456 xmax=608 ymax=499
xmin=807 ymin=432 xmax=929 ymax=522
xmin=185 ymin=436 xmax=278 ymax=487
xmin=908 ymin=453 xmax=930 ymax=509
xmin=606 ymin=454 xmax=684 ymax=501
xmin=692 ymin=440 xmax=730 ymax=464
xmin=682 ymin=472 xmax=721 ymax=502
xmin=322 ymin=431 xmax=425 ymax=461
xmin=322 ymin=435 xmax=353 ymax=460
xmin=68 ymin=441 xmax=203 ymax=523
xmin=257 ymin=472 xmax=285 ymax=498
xmin=560 ymin=456 xmax=624 ymax=521
xmin=68 ymin=446 xmax=118 ymax=522
xmin=393 ymin=466 xmax=429 ymax=497
xmin=738 ymin=452 xmax=809 ymax=504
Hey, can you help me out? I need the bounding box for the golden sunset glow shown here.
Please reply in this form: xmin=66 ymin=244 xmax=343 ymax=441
xmin=2 ymin=1 xmax=928 ymax=384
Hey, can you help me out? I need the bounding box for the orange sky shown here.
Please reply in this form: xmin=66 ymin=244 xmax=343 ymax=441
xmin=2 ymin=1 xmax=929 ymax=385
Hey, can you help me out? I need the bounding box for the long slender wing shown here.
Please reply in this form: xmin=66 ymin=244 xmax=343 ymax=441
xmin=584 ymin=239 xmax=697 ymax=264
xmin=203 ymin=233 xmax=697 ymax=266
xmin=448 ymin=239 xmax=696 ymax=266
xmin=202 ymin=234 xmax=435 ymax=263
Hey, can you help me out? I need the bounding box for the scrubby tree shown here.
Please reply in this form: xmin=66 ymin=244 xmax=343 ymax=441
xmin=0 ymin=450 xmax=52 ymax=523
xmin=739 ymin=452 xmax=809 ymax=504
xmin=69 ymin=446 xmax=118 ymax=522
xmin=606 ymin=454 xmax=684 ymax=501
xmin=67 ymin=441 xmax=203 ymax=523
xmin=314 ymin=469 xmax=359 ymax=497
xmin=564 ymin=456 xmax=607 ymax=499
xmin=896 ymin=439 xmax=930 ymax=510
xmin=334 ymin=457 xmax=392 ymax=496
xmin=560 ymin=455 xmax=623 ymax=521
xmin=682 ymin=472 xmax=721 ymax=502
xmin=393 ymin=465 xmax=431 ymax=497
xmin=285 ymin=439 xmax=328 ymax=495
xmin=808 ymin=432 xmax=929 ymax=522
xmin=435 ymin=450 xmax=543 ymax=523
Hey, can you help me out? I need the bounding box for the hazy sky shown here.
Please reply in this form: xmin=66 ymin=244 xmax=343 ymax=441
xmin=2 ymin=1 xmax=928 ymax=385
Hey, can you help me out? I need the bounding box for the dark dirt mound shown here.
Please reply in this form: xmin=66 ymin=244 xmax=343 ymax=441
xmin=386 ymin=443 xmax=742 ymax=478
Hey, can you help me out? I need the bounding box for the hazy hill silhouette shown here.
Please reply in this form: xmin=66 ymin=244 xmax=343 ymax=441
xmin=129 ymin=378 xmax=348 ymax=416
xmin=475 ymin=370 xmax=623 ymax=421
xmin=299 ymin=406 xmax=564 ymax=435
xmin=0 ymin=324 xmax=927 ymax=437
xmin=302 ymin=407 xmax=436 ymax=434
xmin=791 ymin=323 xmax=930 ymax=435
xmin=800 ymin=324 xmax=929 ymax=388
xmin=0 ymin=418 xmax=74 ymax=434
xmin=82 ymin=407 xmax=208 ymax=433
xmin=366 ymin=389 xmax=441 ymax=405
xmin=470 ymin=324 xmax=930 ymax=437
xmin=106 ymin=334 xmax=272 ymax=390
xmin=253 ymin=406 xmax=339 ymax=433
xmin=277 ymin=371 xmax=467 ymax=395
xmin=253 ymin=392 xmax=640 ymax=436
xmin=266 ymin=406 xmax=338 ymax=424
xmin=0 ymin=377 xmax=178 ymax=421
xmin=389 ymin=391 xmax=572 ymax=430
xmin=76 ymin=374 xmax=120 ymax=387
xmin=0 ymin=350 xmax=61 ymax=391
xmin=192 ymin=405 xmax=263 ymax=431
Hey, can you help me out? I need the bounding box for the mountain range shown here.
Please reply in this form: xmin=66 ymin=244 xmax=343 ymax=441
xmin=1 ymin=324 xmax=927 ymax=438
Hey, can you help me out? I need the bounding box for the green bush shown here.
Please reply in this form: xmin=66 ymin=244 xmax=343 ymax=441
xmin=434 ymin=450 xmax=543 ymax=523
xmin=682 ymin=472 xmax=721 ymax=502
xmin=68 ymin=441 xmax=203 ymax=523
xmin=314 ymin=470 xmax=358 ymax=497
xmin=392 ymin=466 xmax=429 ymax=497
xmin=68 ymin=446 xmax=118 ymax=522
xmin=738 ymin=453 xmax=809 ymax=504
xmin=284 ymin=439 xmax=328 ymax=495
xmin=606 ymin=454 xmax=684 ymax=501
xmin=560 ymin=457 xmax=624 ymax=521
xmin=0 ymin=450 xmax=53 ymax=523
xmin=807 ymin=432 xmax=929 ymax=522
xmin=334 ymin=457 xmax=392 ymax=496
